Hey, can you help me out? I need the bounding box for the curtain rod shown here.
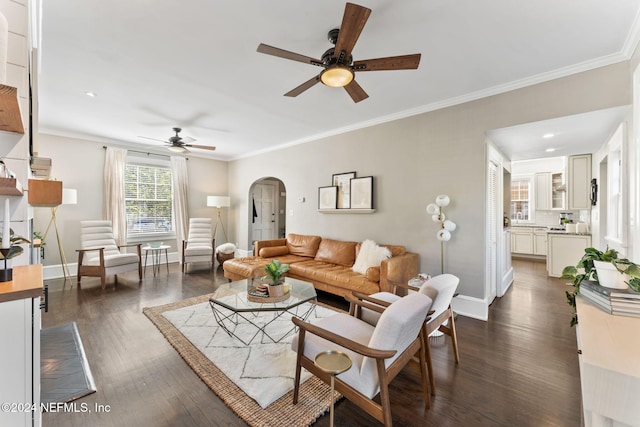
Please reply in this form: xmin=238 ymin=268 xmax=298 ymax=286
xmin=102 ymin=145 xmax=188 ymax=160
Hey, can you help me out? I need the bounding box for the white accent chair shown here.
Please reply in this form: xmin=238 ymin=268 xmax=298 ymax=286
xmin=291 ymin=292 xmax=433 ymax=427
xmin=76 ymin=220 xmax=142 ymax=289
xmin=181 ymin=218 xmax=214 ymax=273
xmin=351 ymin=273 xmax=460 ymax=396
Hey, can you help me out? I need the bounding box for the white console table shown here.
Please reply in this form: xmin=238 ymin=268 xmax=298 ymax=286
xmin=576 ymin=297 xmax=640 ymax=427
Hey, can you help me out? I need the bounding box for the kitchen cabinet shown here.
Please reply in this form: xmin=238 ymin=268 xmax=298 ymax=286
xmin=547 ymin=233 xmax=591 ymax=277
xmin=533 ymin=228 xmax=547 ymax=255
xmin=535 ymin=172 xmax=565 ymax=210
xmin=535 ymin=173 xmax=550 ymax=210
xmin=511 ymin=227 xmax=533 ymax=254
xmin=0 ymin=265 xmax=43 ymax=427
xmin=567 ymin=154 xmax=592 ymax=210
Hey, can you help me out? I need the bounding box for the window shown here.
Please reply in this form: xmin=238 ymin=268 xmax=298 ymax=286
xmin=511 ymin=178 xmax=531 ymax=221
xmin=125 ymin=162 xmax=174 ymax=237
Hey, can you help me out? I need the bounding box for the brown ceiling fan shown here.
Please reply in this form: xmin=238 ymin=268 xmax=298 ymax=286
xmin=257 ymin=2 xmax=421 ymax=103
xmin=139 ymin=127 xmax=216 ymax=153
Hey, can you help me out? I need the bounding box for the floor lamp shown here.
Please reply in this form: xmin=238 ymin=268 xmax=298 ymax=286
xmin=42 ymin=188 xmax=77 ymax=281
xmin=426 ymin=195 xmax=456 ymax=274
xmin=207 ymin=196 xmax=230 ymax=244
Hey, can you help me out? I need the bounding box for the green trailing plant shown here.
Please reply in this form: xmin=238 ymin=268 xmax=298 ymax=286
xmin=0 ymin=229 xmax=31 ymax=260
xmin=261 ymin=259 xmax=289 ymax=285
xmin=561 ymin=247 xmax=640 ymax=326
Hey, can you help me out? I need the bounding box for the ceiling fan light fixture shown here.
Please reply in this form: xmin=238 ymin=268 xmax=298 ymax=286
xmin=320 ymin=66 xmax=354 ymax=88
xmin=167 ymin=145 xmax=186 ymax=153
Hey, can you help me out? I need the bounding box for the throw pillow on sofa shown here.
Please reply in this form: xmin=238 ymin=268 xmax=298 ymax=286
xmin=352 ymin=239 xmax=392 ymax=275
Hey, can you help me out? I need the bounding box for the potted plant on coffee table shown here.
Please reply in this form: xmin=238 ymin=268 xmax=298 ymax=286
xmin=261 ymin=259 xmax=290 ymax=297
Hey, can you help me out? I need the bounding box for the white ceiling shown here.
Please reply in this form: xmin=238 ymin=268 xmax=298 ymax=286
xmin=37 ymin=1 xmax=640 ymax=161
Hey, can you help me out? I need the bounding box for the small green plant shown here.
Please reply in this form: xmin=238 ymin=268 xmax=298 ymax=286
xmin=33 ymin=231 xmax=46 ymax=247
xmin=0 ymin=228 xmax=31 ymax=260
xmin=561 ymin=247 xmax=640 ymax=326
xmin=261 ymin=259 xmax=289 ymax=285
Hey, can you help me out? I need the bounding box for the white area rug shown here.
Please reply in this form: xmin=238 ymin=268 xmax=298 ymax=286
xmin=162 ymin=300 xmax=336 ymax=409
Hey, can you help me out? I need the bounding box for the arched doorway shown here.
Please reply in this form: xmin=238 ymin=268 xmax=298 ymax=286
xmin=247 ymin=177 xmax=286 ymax=249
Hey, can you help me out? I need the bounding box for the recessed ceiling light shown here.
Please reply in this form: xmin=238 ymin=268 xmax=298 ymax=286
xmin=84 ymin=91 xmax=97 ymax=97
xmin=545 ymin=148 xmax=556 ymax=152
xmin=543 ymin=133 xmax=554 ymax=139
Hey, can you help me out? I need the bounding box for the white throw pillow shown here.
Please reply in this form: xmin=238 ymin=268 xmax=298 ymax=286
xmin=352 ymin=240 xmax=392 ymax=275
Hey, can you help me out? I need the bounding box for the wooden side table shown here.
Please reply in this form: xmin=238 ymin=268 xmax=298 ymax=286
xmin=314 ymin=350 xmax=352 ymax=427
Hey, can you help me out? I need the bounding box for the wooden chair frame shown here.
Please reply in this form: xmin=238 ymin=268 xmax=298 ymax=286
xmin=76 ymin=243 xmax=142 ymax=289
xmin=292 ymin=297 xmax=430 ymax=427
xmin=351 ymin=281 xmax=460 ymax=396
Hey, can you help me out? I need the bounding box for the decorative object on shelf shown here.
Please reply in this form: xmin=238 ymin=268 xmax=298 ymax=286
xmin=0 ymin=227 xmax=30 ymax=282
xmin=207 ymin=195 xmax=230 ymax=243
xmin=350 ymin=176 xmax=373 ymax=209
xmin=261 ymin=259 xmax=290 ymax=287
xmin=332 ymin=171 xmax=356 ymax=209
xmin=318 ymin=186 xmax=337 ymax=209
xmin=39 ymin=188 xmax=77 ymax=281
xmin=561 ymin=247 xmax=640 ymax=326
xmin=426 ymin=195 xmax=456 ymax=274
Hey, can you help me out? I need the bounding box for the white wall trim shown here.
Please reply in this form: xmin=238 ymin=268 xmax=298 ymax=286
xmin=452 ymin=294 xmax=488 ymax=321
xmin=41 ymin=251 xmax=182 ymax=281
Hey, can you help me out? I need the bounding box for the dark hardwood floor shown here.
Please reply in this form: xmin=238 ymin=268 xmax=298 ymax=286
xmin=41 ymin=259 xmax=581 ymax=426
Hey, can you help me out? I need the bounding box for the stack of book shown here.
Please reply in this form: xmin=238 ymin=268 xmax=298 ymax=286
xmin=580 ymin=280 xmax=640 ymax=318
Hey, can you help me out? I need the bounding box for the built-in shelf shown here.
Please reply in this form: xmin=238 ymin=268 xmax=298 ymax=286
xmin=318 ymin=209 xmax=376 ymax=214
xmin=0 ymin=177 xmax=23 ymax=196
xmin=0 ymin=84 xmax=24 ymax=135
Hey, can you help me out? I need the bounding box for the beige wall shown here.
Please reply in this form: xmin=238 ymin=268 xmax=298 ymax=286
xmin=33 ymin=134 xmax=228 ymax=269
xmin=228 ymin=61 xmax=631 ymax=302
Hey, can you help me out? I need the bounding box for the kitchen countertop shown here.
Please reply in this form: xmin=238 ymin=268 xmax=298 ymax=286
xmin=510 ymin=224 xmax=591 ymax=235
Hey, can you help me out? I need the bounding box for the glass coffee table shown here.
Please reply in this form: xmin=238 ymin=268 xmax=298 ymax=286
xmin=208 ymin=277 xmax=317 ymax=345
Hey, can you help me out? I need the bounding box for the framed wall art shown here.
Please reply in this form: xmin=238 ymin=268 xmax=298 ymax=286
xmin=350 ymin=176 xmax=373 ymax=209
xmin=332 ymin=171 xmax=356 ymax=209
xmin=318 ymin=186 xmax=338 ymax=209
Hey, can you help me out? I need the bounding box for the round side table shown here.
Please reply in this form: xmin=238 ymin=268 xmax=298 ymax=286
xmin=314 ymin=350 xmax=352 ymax=427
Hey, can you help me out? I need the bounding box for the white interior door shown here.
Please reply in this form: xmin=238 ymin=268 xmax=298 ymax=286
xmin=251 ymin=183 xmax=277 ymax=242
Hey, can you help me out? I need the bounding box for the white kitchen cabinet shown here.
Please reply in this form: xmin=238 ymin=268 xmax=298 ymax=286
xmin=535 ymin=171 xmax=565 ymax=210
xmin=0 ymin=265 xmax=43 ymax=427
xmin=533 ymin=228 xmax=547 ymax=255
xmin=535 ymin=173 xmax=550 ymax=210
xmin=551 ymin=172 xmax=565 ymax=210
xmin=511 ymin=228 xmax=534 ymax=254
xmin=547 ymin=233 xmax=591 ymax=277
xmin=568 ymin=154 xmax=592 ymax=210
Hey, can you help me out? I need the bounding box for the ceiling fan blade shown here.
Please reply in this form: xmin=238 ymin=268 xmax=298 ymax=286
xmin=344 ymin=80 xmax=369 ymax=103
xmin=334 ymin=3 xmax=371 ymax=60
xmin=180 ymin=136 xmax=196 ymax=144
xmin=185 ymin=144 xmax=216 ymax=151
xmin=257 ymin=43 xmax=323 ymax=66
xmin=284 ymin=75 xmax=321 ymax=97
xmin=353 ymin=54 xmax=421 ymax=72
xmin=138 ymin=136 xmax=169 ymax=143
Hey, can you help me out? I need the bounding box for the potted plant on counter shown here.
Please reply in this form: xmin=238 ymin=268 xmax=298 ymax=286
xmin=0 ymin=228 xmax=31 ymax=282
xmin=262 ymin=259 xmax=290 ymax=297
xmin=561 ymin=247 xmax=640 ymax=326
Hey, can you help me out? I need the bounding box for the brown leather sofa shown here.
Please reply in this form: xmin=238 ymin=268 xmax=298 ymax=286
xmin=223 ymin=233 xmax=419 ymax=297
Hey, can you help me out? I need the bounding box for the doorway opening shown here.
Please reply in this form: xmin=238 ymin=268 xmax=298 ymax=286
xmin=247 ymin=177 xmax=286 ymax=250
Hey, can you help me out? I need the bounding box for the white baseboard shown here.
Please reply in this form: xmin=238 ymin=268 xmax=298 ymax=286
xmin=452 ymin=294 xmax=489 ymax=321
xmin=42 ymin=251 xmax=182 ymax=281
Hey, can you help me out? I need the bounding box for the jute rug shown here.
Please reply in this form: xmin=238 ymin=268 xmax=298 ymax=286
xmin=143 ymin=294 xmax=341 ymax=427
